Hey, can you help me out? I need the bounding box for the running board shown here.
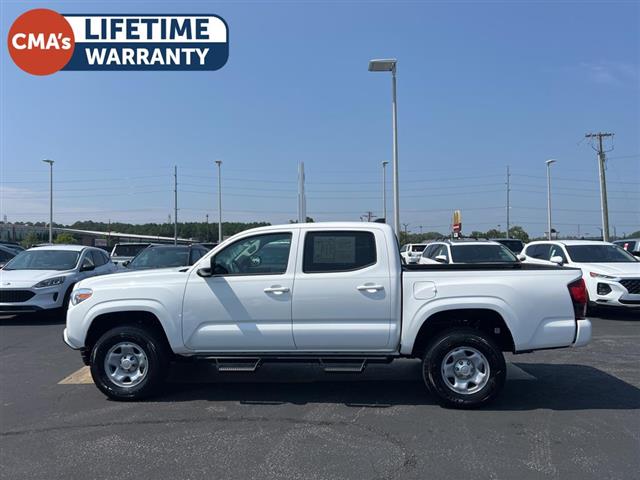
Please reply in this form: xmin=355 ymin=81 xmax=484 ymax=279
xmin=214 ymin=358 xmax=261 ymax=372
xmin=319 ymin=358 xmax=367 ymax=373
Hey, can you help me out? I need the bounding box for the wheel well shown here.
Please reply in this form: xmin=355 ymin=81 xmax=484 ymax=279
xmin=85 ymin=311 xmax=172 ymax=354
xmin=411 ymin=308 xmax=515 ymax=357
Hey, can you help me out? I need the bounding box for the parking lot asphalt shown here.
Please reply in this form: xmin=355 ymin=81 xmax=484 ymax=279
xmin=1 ymin=310 xmax=638 ymax=480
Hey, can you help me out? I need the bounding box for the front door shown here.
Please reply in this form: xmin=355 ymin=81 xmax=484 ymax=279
xmin=182 ymin=231 xmax=297 ymax=352
xmin=291 ymin=229 xmax=395 ymax=352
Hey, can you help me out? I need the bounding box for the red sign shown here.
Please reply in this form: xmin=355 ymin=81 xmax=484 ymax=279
xmin=453 ymin=223 xmax=462 ymax=233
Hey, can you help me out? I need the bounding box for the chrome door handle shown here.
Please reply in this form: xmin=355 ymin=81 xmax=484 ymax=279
xmin=264 ymin=286 xmax=290 ymax=294
xmin=357 ymin=284 xmax=384 ymax=292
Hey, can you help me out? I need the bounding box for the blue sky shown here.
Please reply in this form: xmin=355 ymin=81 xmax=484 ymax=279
xmin=1 ymin=0 xmax=638 ymax=237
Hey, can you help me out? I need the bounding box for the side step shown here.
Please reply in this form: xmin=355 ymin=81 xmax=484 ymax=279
xmin=215 ymin=358 xmax=261 ymax=372
xmin=319 ymin=358 xmax=367 ymax=373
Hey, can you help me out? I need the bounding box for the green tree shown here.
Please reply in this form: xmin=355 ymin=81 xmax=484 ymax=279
xmin=21 ymin=232 xmax=39 ymax=248
xmin=54 ymin=232 xmax=77 ymax=244
xmin=508 ymin=226 xmax=530 ymax=243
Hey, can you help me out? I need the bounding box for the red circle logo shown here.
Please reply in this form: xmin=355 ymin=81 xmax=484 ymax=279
xmin=8 ymin=9 xmax=75 ymax=76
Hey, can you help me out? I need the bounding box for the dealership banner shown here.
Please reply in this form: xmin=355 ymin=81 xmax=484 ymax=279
xmin=8 ymin=9 xmax=229 ymax=75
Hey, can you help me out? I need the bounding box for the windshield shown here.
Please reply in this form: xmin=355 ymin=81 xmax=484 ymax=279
xmin=411 ymin=245 xmax=426 ymax=252
xmin=496 ymin=239 xmax=524 ymax=254
xmin=128 ymin=247 xmax=189 ymax=269
xmin=451 ymin=244 xmax=518 ymax=263
xmin=566 ymin=245 xmax=638 ymax=263
xmin=3 ymin=250 xmax=80 ymax=270
xmin=113 ymin=244 xmax=150 ymax=257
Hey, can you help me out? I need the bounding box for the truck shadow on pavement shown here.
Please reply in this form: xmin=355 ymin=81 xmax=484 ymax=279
xmin=157 ymin=361 xmax=640 ymax=411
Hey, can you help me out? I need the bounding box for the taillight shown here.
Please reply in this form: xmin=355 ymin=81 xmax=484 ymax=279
xmin=568 ymin=278 xmax=587 ymax=320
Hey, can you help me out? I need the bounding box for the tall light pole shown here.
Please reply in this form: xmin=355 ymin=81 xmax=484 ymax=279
xmin=369 ymin=58 xmax=400 ymax=236
xmin=381 ymin=161 xmax=388 ymax=223
xmin=545 ymin=159 xmax=556 ymax=240
xmin=42 ymin=159 xmax=54 ymax=243
xmin=215 ymin=160 xmax=223 ymax=242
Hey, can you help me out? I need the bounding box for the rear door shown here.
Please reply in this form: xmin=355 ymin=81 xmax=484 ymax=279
xmin=291 ymin=228 xmax=394 ymax=351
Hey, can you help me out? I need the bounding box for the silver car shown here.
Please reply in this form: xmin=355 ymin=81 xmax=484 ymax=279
xmin=0 ymin=245 xmax=116 ymax=315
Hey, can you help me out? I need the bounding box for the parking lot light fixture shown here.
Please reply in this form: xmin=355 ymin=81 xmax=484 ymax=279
xmin=369 ymin=58 xmax=400 ymax=237
xmin=381 ymin=161 xmax=389 ymax=223
xmin=42 ymin=159 xmax=54 ymax=243
xmin=545 ymin=159 xmax=557 ymax=240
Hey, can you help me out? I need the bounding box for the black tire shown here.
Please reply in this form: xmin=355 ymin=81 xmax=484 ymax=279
xmin=90 ymin=325 xmax=169 ymax=401
xmin=422 ymin=328 xmax=506 ymax=409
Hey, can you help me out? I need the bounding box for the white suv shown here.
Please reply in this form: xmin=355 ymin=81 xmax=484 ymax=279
xmin=520 ymin=240 xmax=640 ymax=309
xmin=0 ymin=245 xmax=116 ymax=315
xmin=400 ymin=243 xmax=427 ymax=264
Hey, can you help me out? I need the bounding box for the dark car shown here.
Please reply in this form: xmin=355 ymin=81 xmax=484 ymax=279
xmin=492 ymin=238 xmax=525 ymax=254
xmin=0 ymin=245 xmax=18 ymax=268
xmin=0 ymin=242 xmax=25 ymax=254
xmin=124 ymin=244 xmax=209 ymax=270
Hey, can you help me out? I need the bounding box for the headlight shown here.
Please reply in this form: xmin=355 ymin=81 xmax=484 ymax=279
xmin=33 ymin=276 xmax=66 ymax=288
xmin=589 ymin=272 xmax=615 ymax=279
xmin=71 ymin=288 xmax=93 ymax=305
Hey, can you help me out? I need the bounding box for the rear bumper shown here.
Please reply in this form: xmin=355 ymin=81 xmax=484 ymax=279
xmin=572 ymin=319 xmax=592 ymax=347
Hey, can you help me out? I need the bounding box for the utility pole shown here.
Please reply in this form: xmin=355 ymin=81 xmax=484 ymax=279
xmin=402 ymin=223 xmax=409 ymax=236
xmin=215 ymin=160 xmax=223 ymax=242
xmin=545 ymin=159 xmax=556 ymax=240
xmin=205 ymin=213 xmax=209 ymax=242
xmin=298 ymin=162 xmax=306 ymax=223
xmin=585 ymin=132 xmax=614 ymax=242
xmin=173 ymin=165 xmax=178 ymax=245
xmin=361 ymin=211 xmax=376 ymax=222
xmin=506 ymin=165 xmax=511 ymax=239
xmin=42 ymin=159 xmax=54 ymax=243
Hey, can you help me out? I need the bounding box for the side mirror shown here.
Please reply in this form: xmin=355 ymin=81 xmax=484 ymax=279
xmin=434 ymin=255 xmax=448 ymax=264
xmin=517 ymin=254 xmax=526 ymax=262
xmin=80 ymin=264 xmax=95 ymax=272
xmin=550 ymin=255 xmax=564 ymax=265
xmin=122 ymin=260 xmax=130 ymax=267
xmin=197 ymin=256 xmax=228 ymax=278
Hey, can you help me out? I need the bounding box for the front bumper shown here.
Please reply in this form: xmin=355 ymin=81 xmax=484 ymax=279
xmin=0 ymin=286 xmax=66 ymax=313
xmin=587 ymin=277 xmax=640 ymax=308
xmin=572 ymin=319 xmax=592 ymax=347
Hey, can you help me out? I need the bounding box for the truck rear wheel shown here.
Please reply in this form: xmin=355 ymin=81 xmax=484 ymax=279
xmin=90 ymin=325 xmax=169 ymax=401
xmin=422 ymin=328 xmax=506 ymax=409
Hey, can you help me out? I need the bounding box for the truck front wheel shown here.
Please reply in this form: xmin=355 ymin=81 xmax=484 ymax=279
xmin=422 ymin=328 xmax=506 ymax=409
xmin=90 ymin=325 xmax=169 ymax=401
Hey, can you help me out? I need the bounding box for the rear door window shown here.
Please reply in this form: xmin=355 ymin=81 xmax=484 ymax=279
xmin=303 ymin=231 xmax=376 ymax=273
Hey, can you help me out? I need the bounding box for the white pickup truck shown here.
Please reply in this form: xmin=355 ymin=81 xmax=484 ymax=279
xmin=64 ymin=222 xmax=591 ymax=408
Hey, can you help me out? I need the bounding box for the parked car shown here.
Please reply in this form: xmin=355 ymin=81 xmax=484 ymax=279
xmin=110 ymin=243 xmax=151 ymax=267
xmin=519 ymin=240 xmax=640 ymax=309
xmin=123 ymin=244 xmax=209 ymax=270
xmin=613 ymin=239 xmax=640 ymax=259
xmin=491 ymin=238 xmax=525 ymax=254
xmin=0 ymin=242 xmax=25 ymax=254
xmin=64 ymin=222 xmax=590 ymax=408
xmin=400 ymin=243 xmax=427 ymax=264
xmin=0 ymin=245 xmax=18 ymax=268
xmin=419 ymin=239 xmax=519 ymax=264
xmin=0 ymin=245 xmax=117 ymax=315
